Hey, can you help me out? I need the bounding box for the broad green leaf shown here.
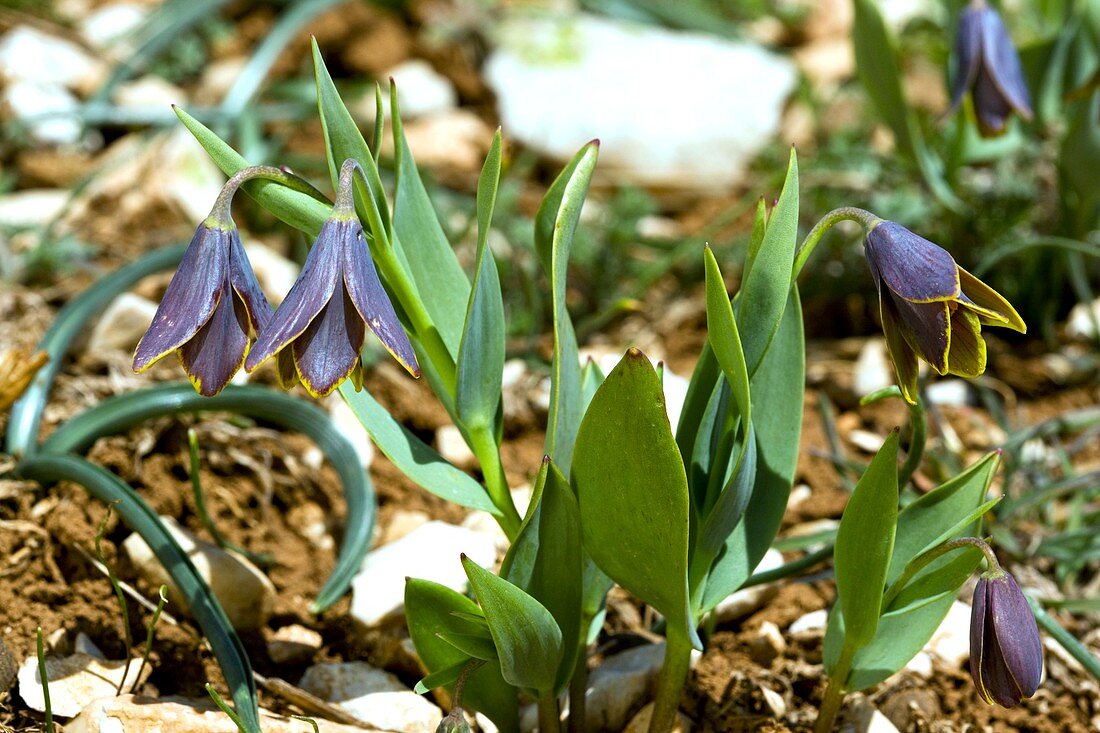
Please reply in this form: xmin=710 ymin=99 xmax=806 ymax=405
xmin=501 ymin=460 xmax=583 ymax=691
xmin=688 ymin=378 xmax=729 ymax=502
xmin=437 ymin=630 xmax=499 ymax=661
xmin=572 ymin=350 xmax=697 ymax=647
xmin=737 ymin=149 xmax=797 ymax=376
xmin=340 ymin=386 xmax=498 ymax=513
xmin=174 ymin=106 xmax=329 ymax=236
xmin=700 ymin=287 xmax=804 ymax=612
xmin=456 ymin=131 xmax=506 ymax=431
xmin=676 ymin=344 xmax=721 ymax=469
xmin=834 ymin=430 xmax=899 ymax=648
xmin=312 ymin=41 xmax=394 ymax=256
xmin=538 ymin=143 xmax=599 ymax=475
xmin=405 ymin=579 xmax=518 ymax=729
xmin=391 ymin=82 xmax=471 ymax=356
xmin=703 ymin=247 xmax=750 ymax=425
xmin=462 ymin=557 xmax=563 ymax=693
xmin=694 ymin=425 xmax=757 ymax=582
xmin=414 ymin=659 xmax=469 ymax=695
xmin=741 ymin=197 xmax=768 ymax=284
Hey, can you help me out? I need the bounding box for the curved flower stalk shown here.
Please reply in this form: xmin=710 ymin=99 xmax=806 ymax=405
xmin=949 ymin=0 xmax=1033 ymax=136
xmin=246 ymin=159 xmax=419 ymax=397
xmin=133 ymin=167 xmax=327 ymax=395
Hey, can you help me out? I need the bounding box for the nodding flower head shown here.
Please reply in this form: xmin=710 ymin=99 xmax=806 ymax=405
xmin=864 ymin=220 xmax=1025 ymax=403
xmin=969 ymin=570 xmax=1043 ymax=708
xmin=245 ymin=160 xmax=418 ymax=398
xmin=950 ymin=0 xmax=1033 ymax=137
xmin=132 ymin=219 xmax=290 ymax=396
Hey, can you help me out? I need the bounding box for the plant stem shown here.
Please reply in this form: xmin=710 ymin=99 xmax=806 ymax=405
xmin=537 ymin=690 xmax=562 ymax=733
xmin=881 ymin=537 xmax=999 ymax=610
xmin=814 ymin=641 xmax=856 ymax=733
xmin=568 ymin=647 xmax=590 ymax=733
xmin=792 ymin=207 xmax=881 ymax=279
xmin=208 ymin=165 xmax=329 ymax=226
xmin=898 ymin=395 xmax=927 ymax=489
xmin=648 ymin=626 xmax=693 ymax=733
xmin=467 ymin=425 xmax=521 ymax=539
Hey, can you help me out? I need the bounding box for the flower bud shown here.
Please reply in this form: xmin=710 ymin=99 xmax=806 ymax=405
xmin=969 ymin=570 xmax=1043 ymax=707
xmin=436 ymin=709 xmax=470 ymax=733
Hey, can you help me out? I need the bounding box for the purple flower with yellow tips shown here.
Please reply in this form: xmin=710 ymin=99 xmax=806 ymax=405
xmin=864 ymin=220 xmax=1025 ymax=403
xmin=132 ymin=166 xmax=321 ymax=395
xmin=969 ymin=570 xmax=1043 ymax=708
xmin=246 ymin=160 xmax=419 ymax=397
xmin=949 ymin=0 xmax=1033 ymax=137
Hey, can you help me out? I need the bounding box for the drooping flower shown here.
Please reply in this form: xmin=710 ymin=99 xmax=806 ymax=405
xmin=132 ymin=220 xmax=294 ymax=396
xmin=949 ymin=0 xmax=1033 ymax=137
xmin=969 ymin=570 xmax=1043 ymax=708
xmin=864 ymin=220 xmax=1025 ymax=403
xmin=245 ymin=161 xmax=418 ymax=397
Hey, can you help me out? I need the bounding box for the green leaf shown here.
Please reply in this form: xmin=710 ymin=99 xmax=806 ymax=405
xmin=174 ymin=106 xmax=330 ymax=236
xmin=737 ymin=149 xmax=798 ymax=376
xmin=572 ymin=350 xmax=697 ymax=646
xmin=391 ymin=82 xmax=471 ymax=356
xmin=414 ymin=659 xmax=469 ymax=695
xmin=694 ymin=425 xmax=757 ymax=582
xmin=703 ymin=247 xmax=750 ymax=425
xmin=339 ymin=386 xmax=498 ymax=514
xmin=405 ymin=579 xmax=518 ymax=729
xmin=462 ymin=557 xmax=563 ymax=693
xmin=741 ymin=197 xmax=768 ymax=284
xmin=436 ymin=630 xmax=499 ymax=661
xmin=312 ymin=41 xmax=392 ymax=240
xmin=538 ymin=143 xmax=599 ymax=475
xmin=17 ymin=455 xmax=262 ymax=732
xmin=501 ymin=460 xmax=583 ymax=692
xmin=834 ymin=430 xmax=899 ymax=648
xmin=456 ymin=131 xmax=506 ymax=432
xmin=700 ymin=287 xmax=804 ymax=612
xmin=676 ymin=344 xmax=721 ymax=469
xmin=580 ymin=357 xmax=605 ymax=412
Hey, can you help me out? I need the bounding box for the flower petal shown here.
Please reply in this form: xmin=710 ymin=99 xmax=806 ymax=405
xmin=950 ymin=5 xmax=984 ymax=111
xmin=292 ymin=277 xmax=366 ymax=397
xmin=228 ymin=229 xmax=274 ymax=336
xmin=946 ymin=308 xmax=987 ymax=378
xmin=979 ymin=6 xmax=1032 ymax=119
xmin=342 ymin=227 xmax=420 ymax=378
xmin=890 ymin=294 xmax=951 ymax=375
xmin=275 ymin=351 xmax=299 ymax=391
xmin=866 ymin=222 xmax=961 ymax=303
xmin=973 ymin=68 xmax=1015 ymax=136
xmin=958 ymin=266 xmax=1026 ymax=333
xmin=246 ymin=218 xmax=345 ymax=371
xmin=989 ymin=574 xmax=1043 ymax=705
xmin=133 ymin=225 xmax=228 ymax=372
xmin=970 ymin=578 xmax=994 ymax=705
xmin=880 ymin=290 xmax=921 ymax=404
xmin=178 ymin=283 xmax=250 ymax=396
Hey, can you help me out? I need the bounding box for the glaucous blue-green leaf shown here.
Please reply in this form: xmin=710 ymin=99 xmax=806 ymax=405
xmin=456 ymin=130 xmax=505 ymax=432
xmin=311 ymin=40 xmax=391 ymax=236
xmin=741 ymin=197 xmax=768 ymax=284
xmin=688 ymin=378 xmax=729 ymax=504
xmin=700 ymin=287 xmax=804 ymax=612
xmin=572 ymin=349 xmax=697 ymax=646
xmin=500 ymin=460 xmax=583 ymax=691
xmin=340 ymin=386 xmax=498 ymax=513
xmin=834 ymin=429 xmax=899 ymax=648
xmin=462 ymin=556 xmax=563 ymax=693
xmin=676 ymin=344 xmax=720 ymax=474
xmin=694 ymin=425 xmax=757 ymax=582
xmin=174 ymin=106 xmax=329 ymax=236
xmin=405 ymin=579 xmax=517 ymax=729
xmin=580 ymin=357 xmax=605 ymax=412
xmin=737 ymin=149 xmax=797 ymax=376
xmin=391 ymin=82 xmax=471 ymax=356
xmin=703 ymin=246 xmax=750 ymax=425
xmin=537 ymin=142 xmax=599 ymax=475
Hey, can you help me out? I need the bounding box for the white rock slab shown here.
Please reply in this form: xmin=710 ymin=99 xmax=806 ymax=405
xmin=853 ymin=339 xmax=893 ymax=398
xmin=484 ymin=13 xmax=796 ymax=188
xmin=922 ymin=600 xmax=971 ymax=669
xmin=713 ymin=548 xmax=784 ymax=622
xmin=67 ymin=694 xmax=381 ymax=733
xmin=0 ymin=26 xmax=105 ymax=89
xmin=3 ymin=81 xmax=82 ymax=145
xmin=267 ymin=624 xmax=323 ymax=665
xmin=298 ymin=662 xmax=441 ymax=732
xmin=435 ymin=424 xmax=476 ymax=469
xmin=1066 ymin=297 xmax=1100 ymax=340
xmin=87 ymin=292 xmax=158 ymax=354
xmin=925 ymin=379 xmax=973 ymax=407
xmin=351 ymin=521 xmax=497 ymax=626
xmin=113 ymin=76 xmax=185 ymax=108
xmin=18 ymin=652 xmax=143 ymax=717
xmin=80 ymin=4 xmax=149 ymax=56
xmin=788 ymin=609 xmax=828 ymax=634
xmin=122 ymin=517 xmax=275 ymax=632
xmin=385 ymin=59 xmax=457 ymax=118
xmin=0 ymin=189 xmax=68 ymax=228
xmin=327 ymin=395 xmax=375 ymax=470
xmin=583 ymin=643 xmax=665 ymax=731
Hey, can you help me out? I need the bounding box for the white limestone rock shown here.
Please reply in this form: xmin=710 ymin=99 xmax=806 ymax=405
xmin=712 ymin=548 xmax=785 ymax=622
xmin=86 ymin=292 xmax=158 ymax=355
xmin=385 ymin=59 xmax=458 ymax=118
xmin=267 ymin=624 xmax=324 ymax=666
xmin=0 ymin=26 xmax=105 ymax=90
xmin=18 ymin=652 xmax=144 ymax=717
xmin=350 ymin=521 xmax=497 ymax=626
xmin=298 ymin=662 xmax=442 ymax=732
xmin=789 ymin=609 xmax=828 ymax=634
xmin=853 ymin=339 xmax=893 ymax=398
xmin=922 ymin=600 xmax=971 ymax=669
xmin=0 ymin=189 xmax=68 ymax=228
xmin=122 ymin=517 xmax=275 ymax=631
xmin=484 ymin=13 xmax=797 ymax=188
xmin=2 ymin=81 xmax=82 ymax=145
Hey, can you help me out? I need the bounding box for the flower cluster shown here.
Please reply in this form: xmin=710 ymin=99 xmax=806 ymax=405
xmin=133 ymin=162 xmax=418 ymax=397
